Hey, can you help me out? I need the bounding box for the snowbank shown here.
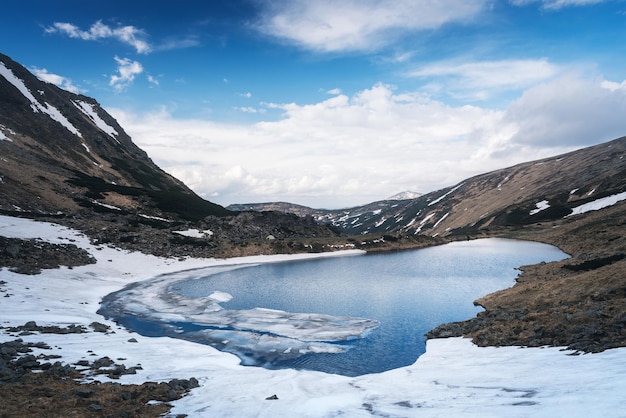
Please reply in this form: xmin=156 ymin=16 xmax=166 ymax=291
xmin=1 ymin=215 xmax=625 ymax=417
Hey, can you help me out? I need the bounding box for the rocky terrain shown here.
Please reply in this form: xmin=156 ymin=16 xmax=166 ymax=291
xmin=0 ymin=331 xmax=199 ymax=417
xmin=232 ymin=136 xmax=626 ymax=239
xmin=428 ymin=201 xmax=626 ymax=353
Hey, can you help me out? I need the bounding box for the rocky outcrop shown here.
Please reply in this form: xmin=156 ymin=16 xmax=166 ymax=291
xmin=0 ymin=236 xmax=95 ymax=274
xmin=0 ymin=332 xmax=199 ymax=417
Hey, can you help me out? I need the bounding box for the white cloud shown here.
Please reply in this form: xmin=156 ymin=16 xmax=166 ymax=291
xmin=510 ymin=0 xmax=608 ymax=9
xmin=235 ymin=106 xmax=265 ymax=114
xmin=147 ymin=74 xmax=159 ymax=87
xmin=256 ymin=0 xmax=488 ymax=53
xmin=45 ymin=20 xmax=151 ymax=54
xmin=326 ymin=88 xmax=342 ymax=95
xmin=503 ymin=73 xmax=626 ymax=148
xmin=30 ymin=67 xmax=85 ymax=94
xmin=108 ymin=73 xmax=625 ymax=208
xmin=109 ymin=56 xmax=143 ymax=92
xmin=409 ymin=59 xmax=561 ymax=100
xmin=156 ymin=35 xmax=200 ymax=51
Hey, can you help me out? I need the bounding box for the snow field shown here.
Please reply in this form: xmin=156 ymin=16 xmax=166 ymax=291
xmin=1 ymin=215 xmax=625 ymax=417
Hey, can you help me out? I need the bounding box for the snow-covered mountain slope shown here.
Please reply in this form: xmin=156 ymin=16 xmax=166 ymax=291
xmin=0 ymin=52 xmax=230 ymax=220
xmin=232 ymin=136 xmax=626 ymax=238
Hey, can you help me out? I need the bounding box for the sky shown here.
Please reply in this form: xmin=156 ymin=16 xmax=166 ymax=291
xmin=2 ymin=0 xmax=626 ymax=209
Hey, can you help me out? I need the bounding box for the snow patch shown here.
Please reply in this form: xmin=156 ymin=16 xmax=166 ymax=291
xmin=139 ymin=214 xmax=172 ymax=222
xmin=73 ymin=100 xmax=120 ymax=141
xmin=428 ymin=183 xmax=463 ymax=206
xmin=92 ymin=200 xmax=121 ymax=211
xmin=0 ymin=124 xmax=14 ymax=141
xmin=566 ymin=191 xmax=626 ymax=217
xmin=173 ymin=229 xmax=214 ymax=238
xmin=530 ymin=200 xmax=550 ymax=215
xmin=0 ymin=61 xmax=81 ymax=137
xmin=432 ymin=212 xmax=449 ymax=229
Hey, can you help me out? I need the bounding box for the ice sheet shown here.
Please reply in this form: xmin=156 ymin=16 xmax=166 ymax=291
xmin=98 ymin=266 xmax=379 ymax=362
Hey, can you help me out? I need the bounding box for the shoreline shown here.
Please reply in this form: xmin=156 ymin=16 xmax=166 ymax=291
xmin=1 ymin=214 xmax=625 ymax=417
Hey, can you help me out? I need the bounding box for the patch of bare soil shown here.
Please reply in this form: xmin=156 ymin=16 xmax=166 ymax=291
xmin=428 ymin=203 xmax=626 ymax=353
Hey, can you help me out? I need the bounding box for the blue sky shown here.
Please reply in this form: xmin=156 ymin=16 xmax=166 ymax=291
xmin=2 ymin=0 xmax=626 ymax=208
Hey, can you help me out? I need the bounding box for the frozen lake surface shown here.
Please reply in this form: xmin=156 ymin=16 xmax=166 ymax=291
xmin=100 ymin=238 xmax=568 ymax=376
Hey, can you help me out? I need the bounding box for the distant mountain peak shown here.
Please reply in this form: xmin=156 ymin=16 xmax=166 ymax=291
xmin=386 ymin=191 xmax=422 ymax=201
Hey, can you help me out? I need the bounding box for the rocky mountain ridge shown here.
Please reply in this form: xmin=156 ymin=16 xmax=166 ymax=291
xmin=0 ymin=52 xmax=228 ymax=220
xmin=0 ymin=52 xmax=344 ymax=257
xmin=229 ymin=137 xmax=626 ymax=238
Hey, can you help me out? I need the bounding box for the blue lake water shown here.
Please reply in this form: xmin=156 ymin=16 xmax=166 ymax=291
xmin=100 ymin=238 xmax=568 ymax=376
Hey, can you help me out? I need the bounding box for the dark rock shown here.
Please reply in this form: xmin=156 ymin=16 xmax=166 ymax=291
xmin=15 ymin=354 xmax=39 ymax=369
xmin=90 ymin=321 xmax=111 ymax=333
xmin=75 ymin=388 xmax=95 ymax=398
xmin=88 ymin=403 xmax=103 ymax=411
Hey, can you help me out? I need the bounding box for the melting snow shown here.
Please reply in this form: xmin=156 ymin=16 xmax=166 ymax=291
xmin=73 ymin=100 xmax=120 ymax=141
xmin=530 ymin=200 xmax=550 ymax=215
xmin=91 ymin=200 xmax=121 ymax=211
xmin=1 ymin=215 xmax=625 ymax=417
xmin=428 ymin=183 xmax=463 ymax=206
xmin=0 ymin=124 xmax=14 ymax=141
xmin=173 ymin=229 xmax=214 ymax=238
xmin=139 ymin=214 xmax=172 ymax=222
xmin=374 ymin=217 xmax=387 ymax=227
xmin=0 ymin=61 xmax=82 ymax=137
xmin=432 ymin=212 xmax=449 ymax=229
xmin=566 ymin=191 xmax=626 ymax=217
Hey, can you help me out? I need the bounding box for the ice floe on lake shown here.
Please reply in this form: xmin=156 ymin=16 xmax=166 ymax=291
xmin=98 ymin=265 xmax=379 ymax=363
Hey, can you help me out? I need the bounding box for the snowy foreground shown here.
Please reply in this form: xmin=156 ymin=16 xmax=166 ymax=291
xmin=1 ymin=215 xmax=625 ymax=417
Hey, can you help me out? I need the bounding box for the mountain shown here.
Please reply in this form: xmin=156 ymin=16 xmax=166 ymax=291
xmin=0 ymin=53 xmax=342 ymax=257
xmin=232 ymin=137 xmax=626 ymax=238
xmin=386 ymin=191 xmax=422 ymax=200
xmin=0 ymin=52 xmax=230 ymax=221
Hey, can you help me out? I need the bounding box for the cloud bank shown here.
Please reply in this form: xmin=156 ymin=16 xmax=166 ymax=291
xmin=409 ymin=59 xmax=561 ymax=101
xmin=256 ymin=0 xmax=488 ymax=53
xmin=109 ymin=72 xmax=626 ymax=208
